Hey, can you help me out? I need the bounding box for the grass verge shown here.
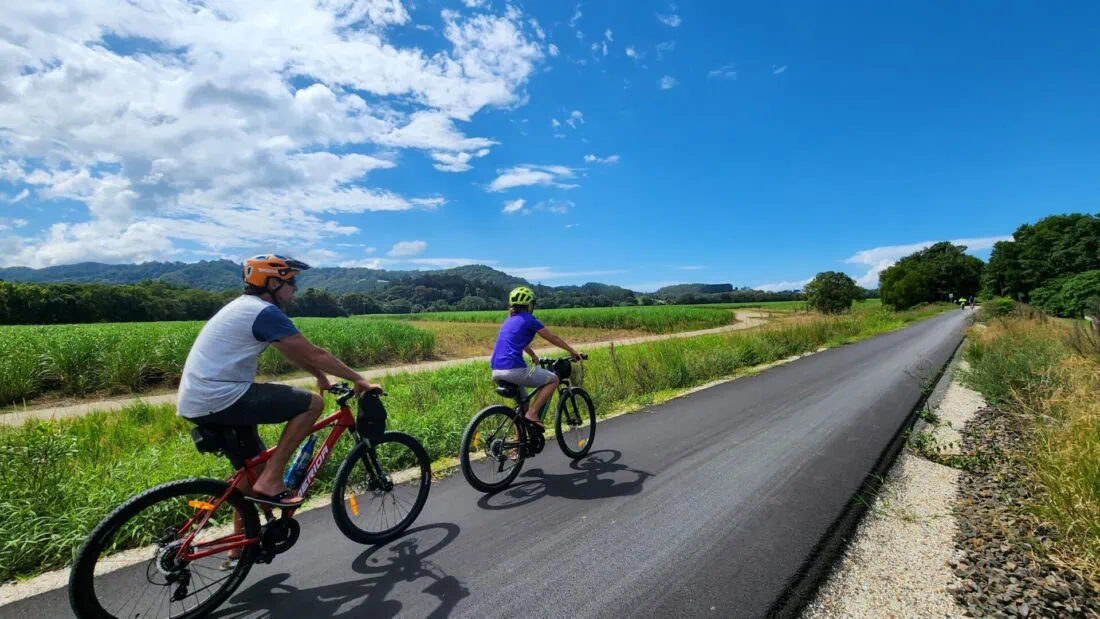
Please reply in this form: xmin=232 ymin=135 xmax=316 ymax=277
xmin=0 ymin=319 xmax=435 ymax=407
xmin=0 ymin=303 xmax=950 ymax=582
xmin=958 ymin=312 xmax=1100 ymax=580
xmin=372 ymin=305 xmax=736 ymax=333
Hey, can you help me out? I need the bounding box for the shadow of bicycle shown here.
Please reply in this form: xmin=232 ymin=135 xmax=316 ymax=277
xmin=209 ymin=523 xmax=468 ymax=619
xmin=477 ymin=450 xmax=655 ymax=510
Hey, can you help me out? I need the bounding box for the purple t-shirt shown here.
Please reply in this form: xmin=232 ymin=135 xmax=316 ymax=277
xmin=490 ymin=313 xmax=545 ymax=370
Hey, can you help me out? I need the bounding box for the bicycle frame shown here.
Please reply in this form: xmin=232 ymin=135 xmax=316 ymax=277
xmin=176 ymin=403 xmax=358 ymax=562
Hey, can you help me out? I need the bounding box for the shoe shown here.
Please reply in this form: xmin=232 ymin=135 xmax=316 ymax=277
xmin=246 ymin=489 xmax=305 ymax=508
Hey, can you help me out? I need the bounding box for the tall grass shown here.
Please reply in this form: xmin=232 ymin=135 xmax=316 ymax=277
xmin=960 ymin=316 xmax=1100 ymax=577
xmin=0 ymin=319 xmax=435 ymax=406
xmin=0 ymin=304 xmax=950 ymax=581
xmin=376 ymin=306 xmax=735 ymax=334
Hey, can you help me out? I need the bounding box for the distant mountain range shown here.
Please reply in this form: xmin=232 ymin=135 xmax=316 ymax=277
xmin=0 ymin=260 xmax=777 ymax=296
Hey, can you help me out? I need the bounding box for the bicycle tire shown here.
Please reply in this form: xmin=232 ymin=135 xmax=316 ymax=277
xmin=555 ymin=387 xmax=596 ymax=459
xmin=459 ymin=404 xmax=526 ymax=493
xmin=331 ymin=432 xmax=432 ymax=545
xmin=69 ymin=478 xmax=260 ymax=619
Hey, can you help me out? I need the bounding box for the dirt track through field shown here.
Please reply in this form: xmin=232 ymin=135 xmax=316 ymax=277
xmin=0 ymin=311 xmax=768 ymax=427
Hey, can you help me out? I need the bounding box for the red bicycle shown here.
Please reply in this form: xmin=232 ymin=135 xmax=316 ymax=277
xmin=68 ymin=384 xmax=432 ymax=619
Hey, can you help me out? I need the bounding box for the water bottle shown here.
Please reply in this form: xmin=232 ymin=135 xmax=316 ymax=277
xmin=283 ymin=434 xmax=318 ymax=489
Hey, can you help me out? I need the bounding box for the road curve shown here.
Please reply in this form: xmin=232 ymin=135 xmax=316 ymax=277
xmin=1 ymin=310 xmax=969 ymax=619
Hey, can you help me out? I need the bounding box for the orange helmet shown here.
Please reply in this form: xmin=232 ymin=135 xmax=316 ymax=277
xmin=243 ymin=254 xmax=311 ymax=288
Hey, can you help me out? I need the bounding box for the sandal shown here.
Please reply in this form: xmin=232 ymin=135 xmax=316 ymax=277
xmin=246 ymin=489 xmax=305 ymax=508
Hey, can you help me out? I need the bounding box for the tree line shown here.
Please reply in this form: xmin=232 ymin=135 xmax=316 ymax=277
xmin=0 ymin=279 xmax=806 ymax=325
xmin=800 ymin=212 xmax=1100 ymax=317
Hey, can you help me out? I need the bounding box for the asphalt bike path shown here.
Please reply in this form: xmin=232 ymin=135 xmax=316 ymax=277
xmin=1 ymin=310 xmax=967 ymax=618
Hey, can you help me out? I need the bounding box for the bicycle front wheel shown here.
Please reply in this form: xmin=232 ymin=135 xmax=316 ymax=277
xmin=555 ymin=387 xmax=596 ymax=459
xmin=331 ymin=432 xmax=432 ymax=545
xmin=69 ymin=478 xmax=260 ymax=619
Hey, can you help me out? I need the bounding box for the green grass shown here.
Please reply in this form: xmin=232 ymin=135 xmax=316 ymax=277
xmin=373 ymin=305 xmax=736 ymax=334
xmin=0 ymin=303 xmax=951 ymax=581
xmin=0 ymin=319 xmax=435 ymax=407
xmin=959 ymin=316 xmax=1100 ymax=576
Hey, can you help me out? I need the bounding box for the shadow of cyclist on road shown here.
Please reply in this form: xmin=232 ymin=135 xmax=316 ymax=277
xmin=477 ymin=450 xmax=654 ymax=511
xmin=209 ymin=523 xmax=469 ymax=618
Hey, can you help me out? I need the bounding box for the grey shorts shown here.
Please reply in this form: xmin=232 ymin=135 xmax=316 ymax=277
xmin=492 ymin=367 xmax=556 ymax=396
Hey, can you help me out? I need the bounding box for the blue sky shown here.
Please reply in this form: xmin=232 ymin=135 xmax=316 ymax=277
xmin=1 ymin=1 xmax=1098 ymax=291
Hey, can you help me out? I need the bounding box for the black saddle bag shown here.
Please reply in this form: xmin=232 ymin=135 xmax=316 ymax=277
xmin=357 ymin=393 xmax=388 ymax=443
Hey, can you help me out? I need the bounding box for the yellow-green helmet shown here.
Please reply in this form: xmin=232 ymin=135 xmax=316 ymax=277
xmin=509 ymin=286 xmax=535 ymax=306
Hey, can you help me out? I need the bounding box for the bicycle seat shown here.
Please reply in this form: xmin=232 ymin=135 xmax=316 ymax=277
xmin=190 ymin=425 xmax=263 ymax=469
xmin=493 ymin=380 xmax=524 ymax=401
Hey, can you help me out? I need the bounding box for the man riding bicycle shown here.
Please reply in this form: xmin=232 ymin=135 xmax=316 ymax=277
xmin=177 ymin=254 xmax=383 ymax=510
xmin=490 ymin=286 xmax=583 ymax=432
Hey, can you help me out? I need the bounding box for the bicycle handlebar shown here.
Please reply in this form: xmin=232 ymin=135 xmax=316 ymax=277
xmin=538 ymin=353 xmax=588 ymax=368
xmin=326 ymin=382 xmax=384 ymax=407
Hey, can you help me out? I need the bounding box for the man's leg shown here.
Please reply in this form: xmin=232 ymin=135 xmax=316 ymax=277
xmin=252 ymin=393 xmax=324 ymax=499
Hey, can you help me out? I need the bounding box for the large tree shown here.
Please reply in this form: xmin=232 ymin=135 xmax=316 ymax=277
xmin=879 ymin=241 xmax=983 ymax=309
xmin=981 ymin=213 xmax=1100 ymax=301
xmin=804 ymin=271 xmax=862 ymax=314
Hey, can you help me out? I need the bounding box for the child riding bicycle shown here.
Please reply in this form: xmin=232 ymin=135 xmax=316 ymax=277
xmin=490 ymin=286 xmax=583 ymax=432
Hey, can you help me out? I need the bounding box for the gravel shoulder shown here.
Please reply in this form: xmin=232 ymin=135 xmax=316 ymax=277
xmin=800 ymin=350 xmax=983 ymax=618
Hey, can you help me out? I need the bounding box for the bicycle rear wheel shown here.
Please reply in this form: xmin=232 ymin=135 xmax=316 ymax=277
xmin=459 ymin=405 xmax=525 ymax=493
xmin=69 ymin=478 xmax=260 ymax=619
xmin=331 ymin=432 xmax=432 ymax=545
xmin=555 ymin=387 xmax=596 ymax=459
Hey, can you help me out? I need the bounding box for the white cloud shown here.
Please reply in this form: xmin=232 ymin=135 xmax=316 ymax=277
xmin=5 ymin=189 xmax=30 ymax=204
xmin=534 ymin=199 xmax=574 ymax=215
xmin=601 ymin=41 xmax=609 ymax=56
xmin=548 ymin=43 xmax=560 ymax=57
xmin=657 ymin=13 xmax=682 ymax=27
xmin=503 ymin=198 xmax=526 ymax=214
xmin=406 ymin=257 xmax=488 ymax=268
xmin=605 ymin=29 xmax=614 ymax=42
xmin=3 ymin=221 xmax=178 ymax=268
xmin=0 ymin=0 xmax=545 ymax=266
xmin=339 ymin=255 xmax=494 ymax=269
xmin=564 ymin=223 xmax=579 ymax=229
xmin=708 ymin=64 xmax=737 ymax=80
xmin=487 ymin=165 xmax=578 ymax=192
xmin=551 ymin=118 xmax=562 ymax=129
xmin=845 ymin=235 xmax=1010 ymax=288
xmin=0 ymin=218 xmax=29 ymax=231
xmin=463 ymin=0 xmax=487 ymax=8
xmin=677 ymin=265 xmax=706 ymax=270
xmin=570 ymin=4 xmax=583 ymax=28
xmin=431 ymin=148 xmax=491 ymax=173
xmin=528 ymin=18 xmax=545 ymax=40
xmin=656 ymin=41 xmax=676 ymax=60
xmin=388 ymin=240 xmax=428 ymax=257
xmin=583 ymin=154 xmax=620 ymax=164
xmin=773 ymin=64 xmax=789 ymax=75
xmin=756 ymin=278 xmax=812 ymax=292
xmin=566 ymin=110 xmax=585 ymax=128
xmin=501 ymin=266 xmax=626 ymax=281
xmin=626 ymin=46 xmax=644 ymax=60
xmin=659 ymin=76 xmax=677 ymax=90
